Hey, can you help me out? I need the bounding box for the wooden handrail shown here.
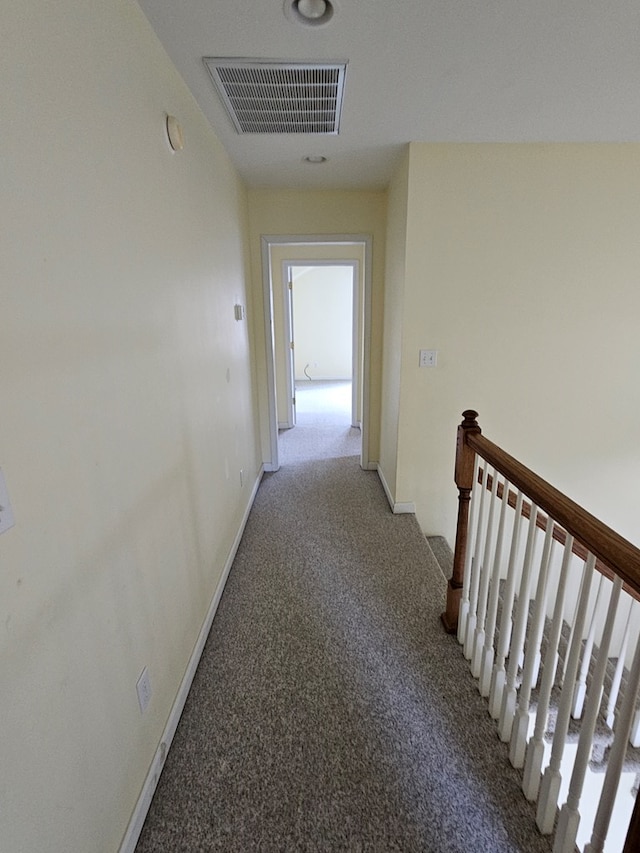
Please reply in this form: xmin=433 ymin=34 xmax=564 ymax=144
xmin=480 ymin=472 xmax=640 ymax=603
xmin=467 ymin=429 xmax=640 ymax=594
xmin=441 ymin=410 xmax=640 ymax=632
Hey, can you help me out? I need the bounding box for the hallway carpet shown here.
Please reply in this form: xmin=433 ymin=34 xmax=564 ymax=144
xmin=135 ymin=456 xmax=553 ymax=852
xmin=279 ymin=380 xmax=361 ymax=464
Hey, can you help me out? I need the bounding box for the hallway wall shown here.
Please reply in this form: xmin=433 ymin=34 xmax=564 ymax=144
xmin=379 ymin=150 xmax=410 ymax=504
xmin=388 ymin=143 xmax=640 ymax=547
xmin=1 ymin=1 xmax=261 ymax=850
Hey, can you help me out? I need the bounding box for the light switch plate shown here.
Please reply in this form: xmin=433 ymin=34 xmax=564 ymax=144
xmin=0 ymin=469 xmax=15 ymax=535
xmin=419 ymin=349 xmax=438 ymax=368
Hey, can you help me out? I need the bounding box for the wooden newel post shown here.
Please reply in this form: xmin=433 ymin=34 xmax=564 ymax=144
xmin=623 ymin=789 xmax=640 ymax=852
xmin=441 ymin=410 xmax=481 ymax=634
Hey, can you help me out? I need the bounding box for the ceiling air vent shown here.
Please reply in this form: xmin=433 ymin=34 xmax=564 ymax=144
xmin=203 ymin=59 xmax=347 ymax=134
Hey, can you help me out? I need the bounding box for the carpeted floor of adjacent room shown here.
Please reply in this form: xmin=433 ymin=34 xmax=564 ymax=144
xmin=135 ymin=382 xmax=552 ymax=852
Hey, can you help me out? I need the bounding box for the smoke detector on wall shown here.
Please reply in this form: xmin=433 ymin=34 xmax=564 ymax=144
xmin=165 ymin=115 xmax=184 ymax=151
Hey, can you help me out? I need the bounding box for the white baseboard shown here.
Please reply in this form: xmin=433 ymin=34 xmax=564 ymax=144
xmin=392 ymin=500 xmax=416 ymax=514
xmin=119 ymin=466 xmax=264 ymax=853
xmin=376 ymin=464 xmax=415 ymax=514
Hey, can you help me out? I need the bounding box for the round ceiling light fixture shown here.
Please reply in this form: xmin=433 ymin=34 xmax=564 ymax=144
xmin=302 ymin=155 xmax=328 ymax=164
xmin=284 ymin=0 xmax=335 ymax=27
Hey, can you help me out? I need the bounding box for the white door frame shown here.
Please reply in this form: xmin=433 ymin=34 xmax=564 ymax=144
xmin=284 ymin=260 xmax=359 ymax=430
xmin=282 ymin=261 xmax=297 ymax=429
xmin=260 ymin=234 xmax=373 ymax=471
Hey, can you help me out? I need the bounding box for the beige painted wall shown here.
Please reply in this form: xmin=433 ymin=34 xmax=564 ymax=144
xmin=247 ymin=190 xmax=387 ymax=463
xmin=379 ymin=150 xmax=410 ymax=500
xmin=391 ymin=143 xmax=640 ymax=546
xmin=1 ymin=1 xmax=260 ymax=850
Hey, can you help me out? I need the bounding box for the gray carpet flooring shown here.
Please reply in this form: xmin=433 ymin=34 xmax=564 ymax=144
xmin=135 ymin=449 xmax=553 ymax=852
xmin=279 ymin=381 xmax=361 ymax=464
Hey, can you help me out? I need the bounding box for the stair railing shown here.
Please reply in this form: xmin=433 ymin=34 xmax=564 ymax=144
xmin=442 ymin=410 xmax=640 ymax=853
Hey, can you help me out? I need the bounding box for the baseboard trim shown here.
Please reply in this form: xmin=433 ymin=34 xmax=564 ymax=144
xmin=376 ymin=464 xmax=415 ymax=514
xmin=118 ymin=466 xmax=264 ymax=853
xmin=392 ymin=501 xmax=416 ymax=514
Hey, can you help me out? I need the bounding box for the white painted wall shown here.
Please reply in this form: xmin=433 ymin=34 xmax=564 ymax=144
xmin=386 ymin=143 xmax=640 ymax=548
xmin=292 ymin=265 xmax=353 ymax=381
xmin=1 ymin=1 xmax=260 ymax=851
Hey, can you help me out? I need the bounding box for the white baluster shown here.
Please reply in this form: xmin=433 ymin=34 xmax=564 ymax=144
xmin=606 ymin=599 xmax=637 ymax=729
xmin=572 ymin=573 xmax=606 ymax=719
xmin=499 ymin=504 xmax=539 ymax=743
xmin=554 ymin=575 xmax=623 ymax=853
xmin=559 ymin=588 xmax=581 ymax=689
xmin=537 ymin=553 xmax=596 ymax=834
xmin=489 ymin=491 xmax=524 ymax=719
xmin=464 ymin=464 xmax=488 ymax=660
xmin=630 ymin=707 xmax=640 ymax=748
xmin=471 ymin=468 xmax=499 ymax=678
xmin=523 ymin=535 xmax=574 ymax=801
xmin=458 ymin=455 xmax=480 ymax=645
xmin=509 ymin=521 xmax=555 ymax=768
xmin=584 ymin=623 xmax=640 ymax=853
xmin=479 ymin=478 xmax=510 ymax=697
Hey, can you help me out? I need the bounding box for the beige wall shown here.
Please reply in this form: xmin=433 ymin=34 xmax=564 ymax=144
xmin=379 ymin=150 xmax=410 ymax=500
xmin=247 ymin=190 xmax=387 ymax=463
xmin=391 ymin=143 xmax=640 ymax=546
xmin=2 ymin=1 xmax=261 ymax=851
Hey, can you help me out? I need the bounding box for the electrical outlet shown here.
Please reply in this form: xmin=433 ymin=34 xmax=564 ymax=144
xmin=419 ymin=349 xmax=438 ymax=368
xmin=0 ymin=469 xmax=16 ymax=535
xmin=136 ymin=667 xmax=152 ymax=714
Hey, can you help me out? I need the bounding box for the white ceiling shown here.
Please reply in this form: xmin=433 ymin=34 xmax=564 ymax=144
xmin=138 ymin=0 xmax=640 ymax=190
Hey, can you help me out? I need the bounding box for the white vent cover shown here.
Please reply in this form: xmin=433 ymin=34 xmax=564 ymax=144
xmin=203 ymin=59 xmax=347 ymax=134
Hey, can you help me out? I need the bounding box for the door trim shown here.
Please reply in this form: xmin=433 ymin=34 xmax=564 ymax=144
xmin=282 ymin=261 xmax=296 ymax=430
xmin=260 ymin=234 xmax=373 ymax=471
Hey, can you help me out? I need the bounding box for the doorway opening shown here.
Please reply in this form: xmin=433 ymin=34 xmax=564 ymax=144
xmin=280 ymin=262 xmax=359 ymax=464
xmin=260 ymin=235 xmax=373 ymax=471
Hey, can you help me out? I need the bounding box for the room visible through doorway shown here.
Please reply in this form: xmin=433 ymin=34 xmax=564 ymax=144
xmin=279 ymin=262 xmax=360 ymax=465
